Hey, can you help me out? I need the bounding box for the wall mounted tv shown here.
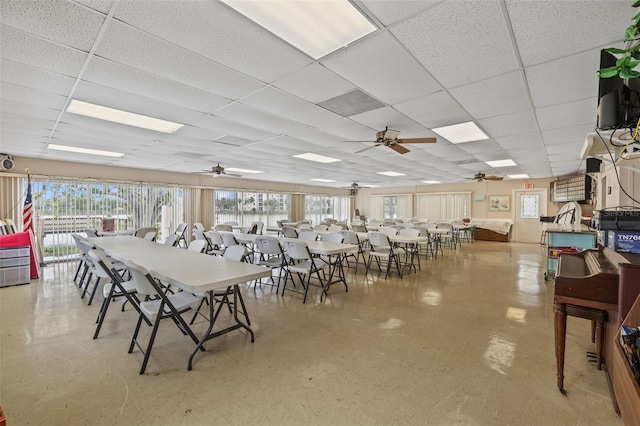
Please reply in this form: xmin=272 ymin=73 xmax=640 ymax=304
xmin=597 ymin=49 xmax=640 ymax=130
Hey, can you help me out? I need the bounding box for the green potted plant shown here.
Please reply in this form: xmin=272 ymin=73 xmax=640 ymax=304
xmin=599 ymin=0 xmax=640 ymax=79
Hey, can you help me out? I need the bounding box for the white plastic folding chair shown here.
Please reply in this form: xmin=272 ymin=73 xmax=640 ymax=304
xmin=164 ymin=234 xmax=179 ymax=246
xmin=174 ymin=223 xmax=188 ymax=247
xmin=88 ymin=249 xmax=143 ymax=340
xmin=327 ymin=225 xmax=342 ymax=233
xmin=398 ymin=228 xmax=421 ymax=271
xmin=365 ymin=231 xmax=405 ymax=279
xmin=313 ymin=224 xmax=328 ymax=232
xmin=205 ymin=231 xmax=226 ymax=256
xmin=378 ymin=226 xmax=398 ymax=237
xmin=214 ymin=224 xmax=233 ymax=232
xmin=144 ymin=231 xmax=157 ymax=241
xmin=282 ymin=226 xmax=299 ymax=238
xmin=281 ymin=240 xmax=328 ymax=303
xmin=298 ymin=230 xmax=318 ymax=241
xmin=125 ymin=260 xmax=200 ymax=374
xmin=187 ymin=239 xmax=207 ymax=253
xmin=253 ymin=236 xmax=287 ymax=291
xmin=339 ymin=230 xmax=366 ymax=273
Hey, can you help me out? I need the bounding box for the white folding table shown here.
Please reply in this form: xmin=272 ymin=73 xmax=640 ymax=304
xmin=86 ymin=236 xmax=271 ymax=370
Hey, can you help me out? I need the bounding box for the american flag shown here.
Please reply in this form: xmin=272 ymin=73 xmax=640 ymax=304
xmin=23 ymin=174 xmax=33 ymax=232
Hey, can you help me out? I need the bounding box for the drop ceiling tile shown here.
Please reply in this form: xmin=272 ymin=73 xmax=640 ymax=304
xmin=317 ymin=89 xmax=385 ymax=117
xmin=536 ymin=98 xmax=597 ymax=131
xmin=477 ymin=110 xmax=537 ymax=138
xmin=314 ymin=118 xmax=376 ymax=141
xmin=391 ymin=0 xmax=518 ymax=87
xmin=360 ymin=0 xmax=442 ymax=27
xmin=458 ymin=139 xmax=504 ymax=154
xmin=472 ymin=151 xmax=512 ymax=162
xmin=1 ymin=111 xmax=55 ymax=129
xmin=450 ymin=71 xmax=530 ymax=119
xmin=507 ymin=0 xmax=631 ymax=66
xmin=496 ymin=132 xmax=543 ymax=150
xmin=171 ymin=126 xmax=227 ymax=142
xmin=395 ymin=91 xmax=471 ymax=128
xmin=0 ymin=99 xmax=60 ymax=121
xmin=321 ymin=32 xmax=440 ymax=104
xmin=74 ymin=1 xmax=113 ymax=14
xmin=82 ymin=58 xmax=231 ymax=114
xmin=1 ymin=59 xmax=76 ymax=96
xmin=193 ymin=115 xmax=277 ymax=142
xmin=95 ymin=21 xmax=264 ymax=100
xmin=1 ymin=122 xmax=51 ymax=137
xmin=286 ymin=127 xmax=344 ymax=148
xmin=272 ymin=64 xmax=355 ymax=104
xmin=541 ymin=123 xmax=596 ymax=146
xmin=114 ymin=1 xmax=312 ymax=83
xmin=349 ymin=107 xmax=426 ymax=135
xmin=240 ymin=87 xmax=340 ymax=127
xmin=546 ymin=142 xmax=584 ymax=155
xmin=1 ymin=129 xmax=46 ymax=144
xmin=1 ymin=0 xmax=106 ymax=52
xmin=215 ymin=103 xmax=307 ymax=135
xmin=73 ymin=80 xmax=208 ymax=125
xmin=526 ymin=49 xmax=600 ymax=108
xmin=1 ymin=26 xmax=87 ymax=77
xmin=1 ymin=82 xmax=67 ymax=110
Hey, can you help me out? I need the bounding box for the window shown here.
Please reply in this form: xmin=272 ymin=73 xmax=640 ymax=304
xmin=304 ymin=195 xmax=351 ymax=225
xmin=214 ymin=190 xmax=290 ymax=227
xmin=520 ymin=194 xmax=539 ymax=218
xmin=28 ymin=179 xmax=183 ymax=262
xmin=383 ymin=196 xmax=398 ymax=219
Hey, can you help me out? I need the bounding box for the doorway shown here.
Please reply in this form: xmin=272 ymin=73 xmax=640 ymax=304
xmin=513 ymin=189 xmax=548 ymax=243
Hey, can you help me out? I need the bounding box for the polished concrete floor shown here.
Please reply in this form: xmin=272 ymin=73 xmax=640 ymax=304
xmin=0 ymin=241 xmax=622 ymax=425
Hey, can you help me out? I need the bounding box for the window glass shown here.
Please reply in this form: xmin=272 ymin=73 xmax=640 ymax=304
xmin=521 ymin=194 xmax=539 ymax=218
xmin=214 ymin=190 xmax=290 ymax=227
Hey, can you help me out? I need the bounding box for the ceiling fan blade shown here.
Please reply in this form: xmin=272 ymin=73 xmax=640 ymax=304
xmin=485 ymin=175 xmax=504 ymax=181
xmin=355 ymin=144 xmax=381 ymax=154
xmin=344 ymin=140 xmax=376 ymax=143
xmin=397 ymin=137 xmax=437 ymax=144
xmin=390 ymin=144 xmax=410 ymax=154
xmin=225 ymin=173 xmax=242 ymax=178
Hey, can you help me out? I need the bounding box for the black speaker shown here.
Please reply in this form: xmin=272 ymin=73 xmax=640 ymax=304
xmin=586 ymin=158 xmax=602 ymax=173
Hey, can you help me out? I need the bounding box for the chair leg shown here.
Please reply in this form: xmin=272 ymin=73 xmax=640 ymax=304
xmin=139 ymin=313 xmax=163 ymax=375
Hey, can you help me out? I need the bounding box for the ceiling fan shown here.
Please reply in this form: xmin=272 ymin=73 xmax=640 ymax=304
xmin=346 ymin=127 xmax=437 ymax=154
xmin=341 ymin=182 xmax=371 ymax=195
xmin=465 ymin=172 xmax=504 ymax=182
xmin=199 ymin=163 xmax=241 ymax=178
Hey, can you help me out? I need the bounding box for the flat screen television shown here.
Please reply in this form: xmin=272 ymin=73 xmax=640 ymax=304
xmin=597 ymin=49 xmax=640 ymax=130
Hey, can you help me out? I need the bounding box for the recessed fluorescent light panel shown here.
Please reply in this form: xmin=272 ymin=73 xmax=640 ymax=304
xmin=486 ymin=159 xmax=517 ymax=168
xmin=221 ymin=0 xmax=376 ymax=59
xmin=66 ymin=99 xmax=184 ymax=133
xmin=293 ymin=153 xmax=341 ymax=163
xmin=422 ymin=180 xmax=441 ymax=184
xmin=377 ymin=171 xmax=405 ymax=177
xmin=47 ymin=144 xmax=124 ymax=157
xmin=431 ymin=121 xmax=488 ymax=144
xmin=508 ymin=174 xmax=529 ymax=179
xmin=225 ymin=168 xmax=263 ymax=174
xmin=310 ymin=178 xmax=335 ymax=182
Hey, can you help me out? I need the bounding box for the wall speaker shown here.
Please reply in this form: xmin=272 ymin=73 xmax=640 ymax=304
xmin=0 ymin=154 xmax=14 ymax=171
xmin=586 ymin=157 xmax=602 ymax=173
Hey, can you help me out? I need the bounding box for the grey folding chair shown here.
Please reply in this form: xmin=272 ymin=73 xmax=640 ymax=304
xmin=365 ymin=231 xmax=405 ymax=279
xmin=281 ymin=240 xmax=328 ymax=303
xmin=254 ymin=235 xmax=287 ymax=291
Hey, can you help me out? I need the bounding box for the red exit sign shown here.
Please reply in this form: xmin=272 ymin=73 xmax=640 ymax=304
xmin=524 ymin=183 xmax=534 ymax=189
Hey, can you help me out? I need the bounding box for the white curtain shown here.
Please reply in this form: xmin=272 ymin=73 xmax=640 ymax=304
xmin=397 ymin=194 xmax=414 ymax=220
xmin=416 ymin=192 xmax=471 ymax=221
xmin=0 ymin=175 xmax=24 ymax=230
xmin=370 ymin=196 xmax=384 ymax=221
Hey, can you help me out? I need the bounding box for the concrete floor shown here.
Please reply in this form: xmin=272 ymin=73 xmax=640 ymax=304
xmin=0 ymin=241 xmax=621 ymax=425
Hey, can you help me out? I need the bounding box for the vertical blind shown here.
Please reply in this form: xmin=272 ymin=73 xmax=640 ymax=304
xmin=370 ymin=194 xmax=414 ymax=220
xmin=415 ymin=192 xmax=471 ymax=221
xmin=304 ymin=194 xmax=351 ymax=225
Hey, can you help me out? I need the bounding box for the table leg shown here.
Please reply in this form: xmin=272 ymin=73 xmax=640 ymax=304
xmin=554 ymin=301 xmax=568 ymax=395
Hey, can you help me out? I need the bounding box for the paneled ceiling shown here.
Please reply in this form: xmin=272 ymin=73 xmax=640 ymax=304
xmin=0 ymin=0 xmax=632 ymax=187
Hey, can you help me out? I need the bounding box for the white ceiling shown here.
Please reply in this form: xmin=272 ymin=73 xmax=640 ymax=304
xmin=0 ymin=0 xmax=631 ymax=187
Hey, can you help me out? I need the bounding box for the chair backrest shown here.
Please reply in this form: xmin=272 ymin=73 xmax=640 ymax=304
xmin=324 ymin=218 xmax=337 ymax=224
xmin=207 ymin=231 xmax=224 ymax=247
xmin=339 ymin=230 xmax=359 ymax=245
xmin=398 ymin=228 xmax=420 ymax=237
xmin=255 ymin=236 xmax=283 ymax=256
xmin=322 ymin=232 xmax=344 ymax=244
xmin=144 ymin=231 xmax=157 ymax=241
xmin=425 ymin=223 xmax=437 ymax=230
xmin=298 ymin=223 xmax=312 ymax=230
xmin=85 ymin=228 xmax=99 ymax=238
xmin=253 ymin=221 xmax=264 ymax=234
xmin=351 ymin=224 xmax=367 ymax=233
xmin=378 ymin=226 xmax=398 ymax=236
xmin=215 ymin=224 xmax=233 ymax=232
xmin=313 ymin=224 xmax=328 ymax=232
xmin=134 ymin=227 xmax=156 ymax=238
xmin=223 ymin=244 xmax=247 ymax=262
xmin=368 ymin=221 xmax=381 ymax=228
xmin=368 ymin=231 xmax=390 ymax=249
xmin=282 ymin=226 xmax=298 ymax=238
xmin=4 ymin=219 xmax=16 ymax=234
xmin=224 ymin=221 xmax=238 ymax=226
xmin=221 ymin=232 xmax=239 ymax=247
xmin=285 ymin=240 xmax=312 ymax=261
xmin=335 ymin=222 xmax=349 ymax=230
xmin=247 ymin=223 xmax=259 ymax=234
xmin=193 ymin=222 xmax=205 ymax=231
xmin=175 ymin=223 xmax=187 ymax=235
xmin=164 ymin=234 xmax=179 ymax=246
xmin=327 ymin=225 xmax=342 ymax=233
xmin=383 ymin=221 xmax=396 ymax=227
xmin=298 ymin=230 xmax=318 ymax=241
xmin=436 ymin=222 xmax=452 ymax=230
xmin=87 ymin=249 xmax=116 ymax=279
xmin=411 ymin=226 xmax=428 ymax=237
xmin=276 ymin=220 xmax=284 ymax=227
xmin=124 ymin=260 xmax=157 ymax=296
xmin=193 ymin=229 xmax=206 ymax=240
xmin=187 ymin=239 xmax=207 ymax=253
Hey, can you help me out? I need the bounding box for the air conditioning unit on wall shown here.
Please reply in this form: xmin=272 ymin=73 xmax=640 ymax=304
xmin=0 ymin=154 xmax=14 ymax=171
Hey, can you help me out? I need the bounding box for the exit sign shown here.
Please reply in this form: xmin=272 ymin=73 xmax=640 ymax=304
xmin=524 ymin=183 xmax=534 ymax=189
